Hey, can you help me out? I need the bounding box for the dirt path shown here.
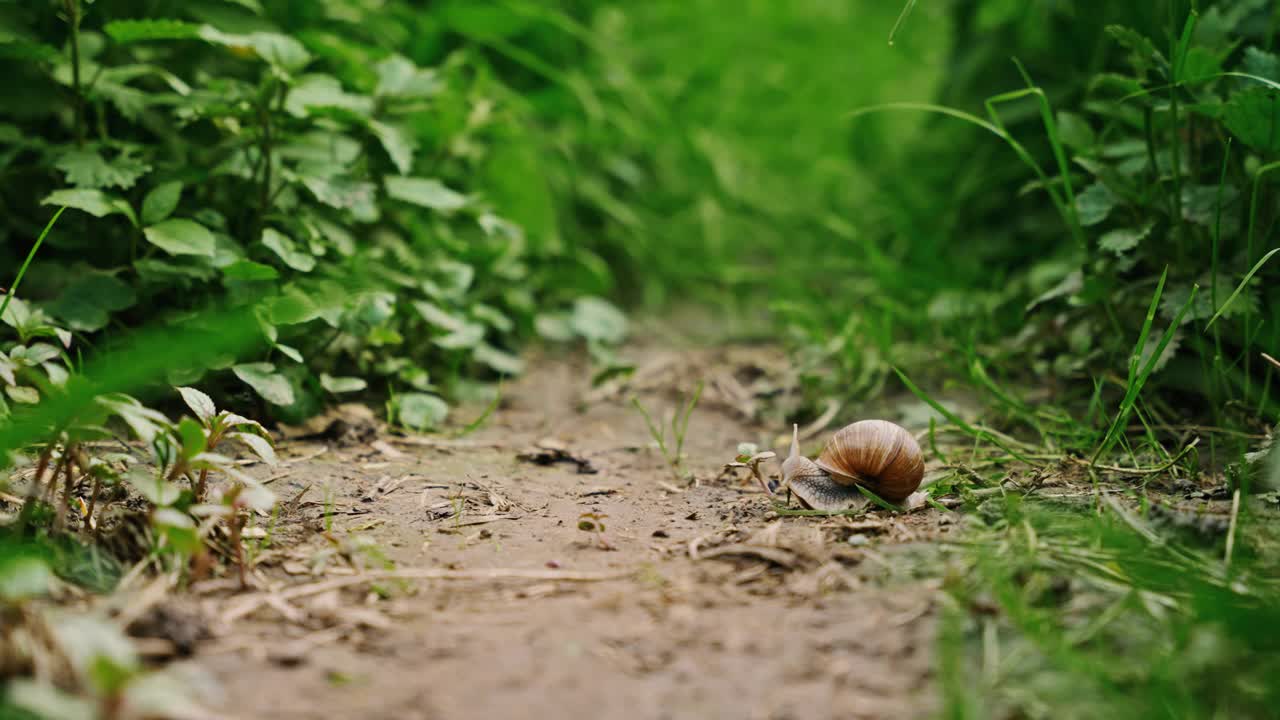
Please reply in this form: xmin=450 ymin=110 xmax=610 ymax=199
xmin=183 ymin=348 xmax=952 ymax=720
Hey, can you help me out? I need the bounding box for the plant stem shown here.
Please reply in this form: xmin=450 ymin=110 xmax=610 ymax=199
xmin=50 ymin=454 xmax=70 ymax=531
xmin=86 ymin=475 xmax=101 ymax=534
xmin=64 ymin=0 xmax=85 ymax=147
xmin=230 ymin=511 xmax=248 ymax=588
xmin=253 ymin=82 xmax=284 ymax=240
xmin=195 ymin=468 xmax=210 ymax=501
xmin=62 ymin=454 xmax=77 ymax=528
xmin=1 ymin=207 xmax=67 ymax=329
xmin=18 ymin=447 xmax=54 ymax=532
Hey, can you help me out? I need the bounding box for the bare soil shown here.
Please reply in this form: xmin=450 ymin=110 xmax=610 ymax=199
xmin=180 ymin=347 xmax=956 ymax=720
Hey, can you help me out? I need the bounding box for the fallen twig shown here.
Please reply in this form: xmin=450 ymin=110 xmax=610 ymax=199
xmin=220 ymin=567 xmax=631 ymax=624
xmin=696 ymin=543 xmax=799 ymax=568
xmin=389 ymin=436 xmax=503 ymax=449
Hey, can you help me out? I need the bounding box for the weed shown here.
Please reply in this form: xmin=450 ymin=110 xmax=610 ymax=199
xmin=576 ymin=512 xmax=614 ymax=551
xmin=631 ymin=382 xmax=704 ymax=483
xmin=322 ymin=483 xmax=336 ymax=535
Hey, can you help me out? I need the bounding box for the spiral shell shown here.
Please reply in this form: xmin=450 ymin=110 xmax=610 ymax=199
xmin=815 ymin=420 xmax=924 ymax=503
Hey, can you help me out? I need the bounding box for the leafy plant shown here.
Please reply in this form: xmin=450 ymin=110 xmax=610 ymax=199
xmin=576 ymin=511 xmax=614 ymax=550
xmin=0 ymin=0 xmax=632 ymax=428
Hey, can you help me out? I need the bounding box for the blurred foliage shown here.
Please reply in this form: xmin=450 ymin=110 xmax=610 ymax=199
xmin=2 ymin=0 xmax=1280 ymax=717
xmin=0 ymin=0 xmax=630 ymax=426
xmin=940 ymin=497 xmax=1280 ymax=720
xmin=846 ymin=0 xmax=1280 ymax=433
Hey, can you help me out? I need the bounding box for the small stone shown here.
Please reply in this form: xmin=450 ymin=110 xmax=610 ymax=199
xmin=847 ymin=534 xmax=870 ymax=547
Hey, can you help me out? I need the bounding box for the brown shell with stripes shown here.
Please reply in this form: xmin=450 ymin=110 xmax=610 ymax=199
xmin=815 ymin=420 xmax=925 ymax=503
xmin=781 ymin=420 xmax=925 ymax=511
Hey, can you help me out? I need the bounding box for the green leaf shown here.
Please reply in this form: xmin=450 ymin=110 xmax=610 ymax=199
xmin=222 ymin=260 xmax=280 ymax=281
xmin=1160 ymin=283 xmax=1217 ymax=324
xmin=99 ymin=394 xmax=172 ymax=444
xmin=1056 ymin=111 xmax=1095 ymax=150
xmin=176 ymin=386 xmax=217 ymax=421
xmin=0 ymin=354 xmax=15 ymax=385
xmin=124 ymin=466 xmax=181 ymax=506
xmin=1 ymin=297 xmax=36 ymax=334
xmin=12 ymin=344 xmax=59 ymax=366
xmin=42 ymin=189 xmax=138 ymax=225
xmin=395 ymin=392 xmax=448 ymax=431
xmin=1243 ymin=46 xmax=1280 ymax=85
xmin=261 ymin=228 xmax=316 ymax=272
xmin=283 ymin=74 xmax=373 ymax=117
xmin=7 ymin=680 xmax=96 ymax=720
xmin=134 ymin=258 xmax=216 ymax=283
xmin=0 ymin=41 xmax=61 ymax=63
xmin=141 ymin=181 xmax=183 ymax=225
xmin=1106 ymin=25 xmax=1167 ymax=78
xmin=384 ymin=176 xmax=468 ymax=212
xmin=230 ymin=431 xmax=277 ymax=465
xmin=1075 ymin=182 xmax=1118 ymax=227
xmin=473 ymin=304 xmax=513 ymax=333
xmin=535 ymin=313 xmax=575 ymax=342
xmin=434 ymin=260 xmax=475 ymax=299
xmin=200 ymin=28 xmax=312 ymax=73
xmin=144 ymin=219 xmax=216 ymax=256
xmin=320 ymin=374 xmax=368 ymax=393
xmin=4 ymin=385 xmax=38 ymax=404
xmin=55 ymin=149 xmax=151 ymax=190
xmin=264 ymin=286 xmax=321 ymax=325
xmin=221 ymin=412 xmax=267 ymax=434
xmin=570 ymin=297 xmax=628 ymax=344
xmin=375 ymin=55 xmax=443 ymax=98
xmin=49 ymin=273 xmax=137 ymax=331
xmin=474 ymin=343 xmax=524 ymax=376
xmin=1180 ymin=47 xmax=1222 ymax=84
xmin=177 ymin=417 xmax=207 ymax=459
xmin=1224 ymin=87 xmax=1280 ymax=153
xmin=105 ymin=19 xmax=202 ymax=44
xmin=1098 ymin=222 xmax=1154 ymax=256
xmin=153 ymin=508 xmax=201 ymax=555
xmin=370 ymin=120 xmax=417 ymax=175
xmin=300 ymin=175 xmax=379 ymax=222
xmin=232 ymin=363 xmax=295 ymax=406
xmin=1181 ymin=184 xmax=1239 ymax=226
xmin=433 ymin=323 xmax=485 ymax=350
xmin=274 ymin=343 xmax=303 ymax=363
xmin=0 ymin=557 xmax=53 ymax=600
xmin=412 ymin=301 xmax=470 ymax=333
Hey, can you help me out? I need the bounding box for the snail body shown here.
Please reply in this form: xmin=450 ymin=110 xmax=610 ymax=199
xmin=781 ymin=420 xmax=925 ymax=511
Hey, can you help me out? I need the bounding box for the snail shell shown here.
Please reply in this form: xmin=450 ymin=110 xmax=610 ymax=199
xmin=782 ymin=420 xmax=925 ymax=511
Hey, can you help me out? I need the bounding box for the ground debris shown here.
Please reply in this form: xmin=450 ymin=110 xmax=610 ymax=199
xmin=124 ymin=603 xmax=211 ymax=658
xmin=517 ymin=438 xmax=599 ymax=474
xmin=584 ymin=346 xmax=797 ymax=422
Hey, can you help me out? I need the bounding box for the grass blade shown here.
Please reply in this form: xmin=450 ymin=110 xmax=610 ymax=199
xmin=888 ymin=0 xmax=918 ymax=45
xmin=0 ymin=206 xmax=67 ymax=326
xmin=850 ymin=100 xmax=1078 ymax=245
xmin=453 ymin=382 xmax=503 ymax=438
xmin=1204 ymin=248 xmax=1279 ymax=330
xmin=893 ymin=367 xmax=1033 ymax=463
xmin=1093 ymin=275 xmax=1198 ymax=463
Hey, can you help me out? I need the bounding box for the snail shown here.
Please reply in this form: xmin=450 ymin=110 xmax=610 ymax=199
xmin=780 ymin=420 xmax=925 ymax=512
